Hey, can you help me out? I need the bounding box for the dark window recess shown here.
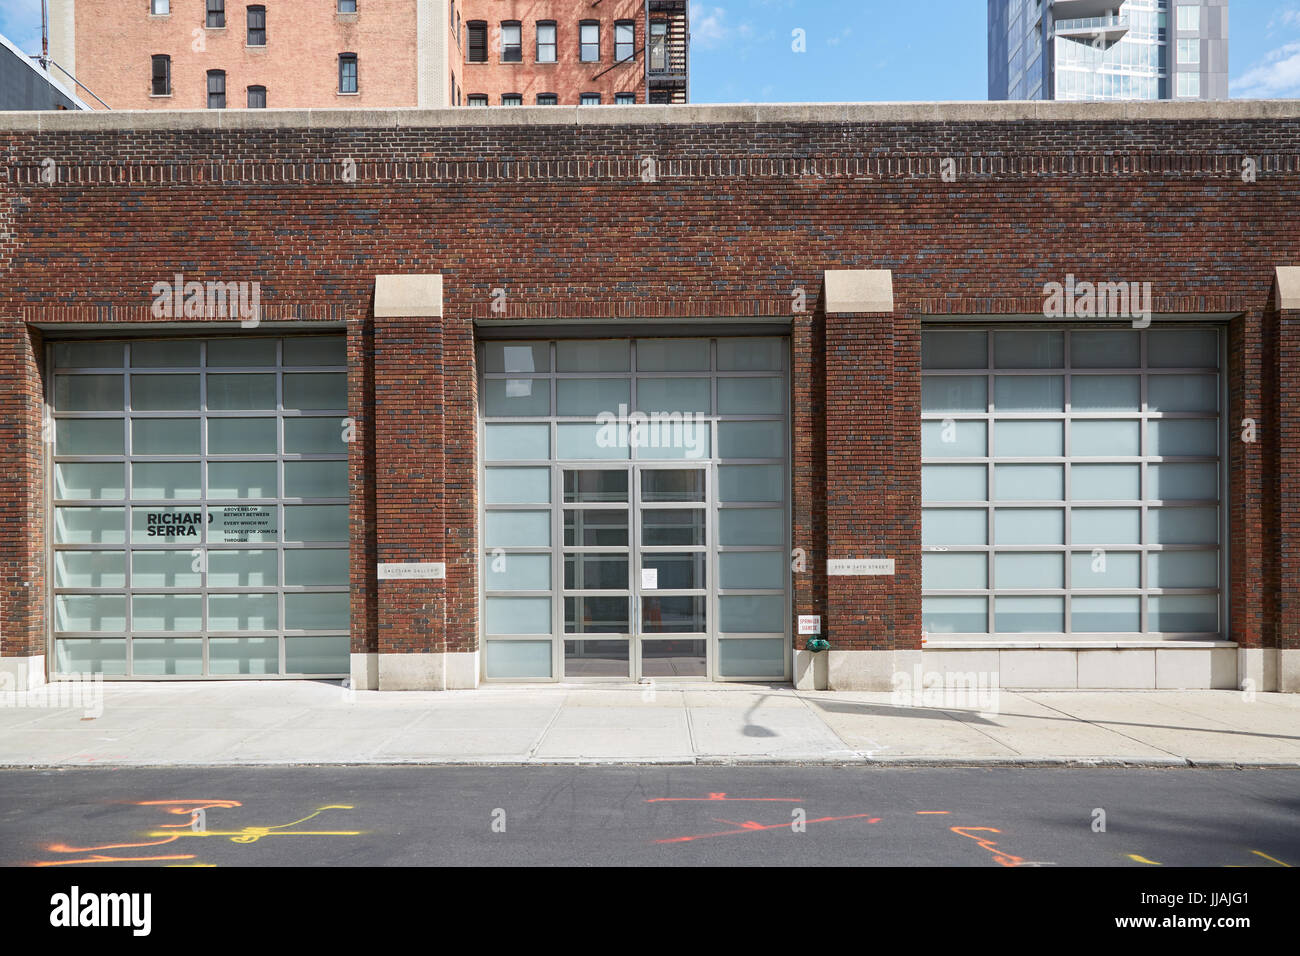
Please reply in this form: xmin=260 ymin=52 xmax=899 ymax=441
xmin=338 ymin=0 xmax=357 ymax=12
xmin=338 ymin=54 xmax=358 ymax=93
xmin=501 ymin=22 xmax=522 ymax=62
xmin=247 ymin=6 xmax=265 ymax=46
xmin=206 ymin=70 xmax=226 ymax=108
xmin=467 ymin=22 xmax=487 ymax=62
xmin=151 ymin=54 xmax=171 ymax=96
xmin=206 ymin=0 xmax=225 ymax=29
xmin=537 ymin=93 xmax=558 ymax=106
xmin=247 ymin=86 xmax=266 ymax=108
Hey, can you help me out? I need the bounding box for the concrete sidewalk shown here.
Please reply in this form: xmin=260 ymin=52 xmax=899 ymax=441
xmin=1 ymin=681 xmax=1298 ymax=767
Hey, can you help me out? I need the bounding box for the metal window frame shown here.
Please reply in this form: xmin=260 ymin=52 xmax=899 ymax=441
xmin=338 ymin=54 xmax=358 ymax=94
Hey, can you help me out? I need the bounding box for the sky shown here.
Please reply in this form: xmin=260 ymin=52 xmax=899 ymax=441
xmin=1 ymin=0 xmax=1299 ymax=101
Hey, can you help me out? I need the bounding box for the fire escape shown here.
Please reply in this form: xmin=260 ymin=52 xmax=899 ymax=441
xmin=644 ymin=0 xmax=689 ymax=103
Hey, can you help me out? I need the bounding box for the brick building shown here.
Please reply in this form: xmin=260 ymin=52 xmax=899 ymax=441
xmin=0 ymin=101 xmax=1297 ymax=694
xmin=45 ymin=0 xmax=689 ymax=110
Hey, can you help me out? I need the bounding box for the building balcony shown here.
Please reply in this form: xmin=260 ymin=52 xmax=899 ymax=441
xmin=1056 ymin=15 xmax=1129 ymax=48
xmin=1051 ymin=0 xmax=1127 ymax=20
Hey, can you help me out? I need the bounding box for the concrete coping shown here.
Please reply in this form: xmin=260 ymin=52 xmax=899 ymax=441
xmin=374 ymin=274 xmax=443 ymax=319
xmin=2 ymin=99 xmax=1300 ymax=132
xmin=824 ymin=269 xmax=894 ymax=313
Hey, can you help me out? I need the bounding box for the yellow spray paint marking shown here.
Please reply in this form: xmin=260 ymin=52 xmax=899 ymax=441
xmin=1251 ymin=850 xmax=1292 ymax=867
xmin=1126 ymin=853 xmax=1162 ymax=865
xmin=150 ymin=805 xmax=360 ymax=844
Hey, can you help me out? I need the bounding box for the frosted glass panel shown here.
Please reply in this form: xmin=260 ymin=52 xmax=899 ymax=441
xmin=994 ymin=508 xmax=1064 ymax=544
xmin=483 ymin=378 xmax=550 ymax=416
xmin=922 ymin=552 xmax=987 ymax=589
xmin=285 ymin=636 xmax=349 ymax=675
xmin=484 ymin=510 xmax=551 ymax=547
xmin=57 ymin=419 xmax=124 ymax=455
xmin=923 ymin=508 xmax=987 ymax=545
xmin=283 ymin=337 xmax=346 ymax=366
xmin=1147 ymin=375 xmax=1217 ymax=412
xmin=56 ymin=507 xmax=125 ymax=544
xmin=923 ymin=465 xmax=987 ymax=502
xmin=922 ymin=331 xmax=986 ymax=369
xmin=719 ymin=465 xmax=782 ymax=502
xmin=131 ymin=374 xmax=199 ymax=410
xmin=1149 ymin=463 xmax=1216 ymax=500
xmin=285 ymin=460 xmax=348 ymax=498
xmin=1071 ymin=331 xmax=1139 ymax=368
xmin=57 ymin=463 xmax=125 ymax=500
xmin=1149 ymin=595 xmax=1218 ymax=632
xmin=1149 ymin=551 xmax=1217 ymax=588
xmin=208 ymin=339 xmax=276 ymax=367
xmin=718 ymin=421 xmax=783 ymax=459
xmin=132 ymin=461 xmax=201 ymax=499
xmin=557 ymin=340 xmax=630 ymax=372
xmin=1149 ymin=419 xmax=1217 ymax=457
xmin=717 ymin=338 xmax=782 ymax=371
xmin=1148 ymin=507 xmax=1217 ymax=545
xmin=1071 ymin=508 xmax=1140 ymax=545
xmin=995 ymin=596 xmax=1063 ymax=633
xmin=131 ymin=341 xmax=201 ymax=369
xmin=485 ymin=468 xmax=551 ymax=504
xmin=55 ymin=551 xmax=126 ymax=588
xmin=922 ymin=376 xmax=986 ymax=413
xmin=486 ymin=640 xmax=553 ymax=678
xmin=206 ymin=374 xmax=276 ymax=410
xmin=284 ymin=505 xmax=347 ymax=542
xmin=486 ymin=597 xmax=552 ymax=634
xmin=56 ymin=639 xmax=127 ymax=675
xmin=56 ymin=594 xmax=126 ymax=631
xmin=995 ymin=464 xmax=1063 ymax=500
xmin=995 ymin=552 xmax=1063 ymax=588
xmin=283 ymin=417 xmax=345 ymax=454
xmin=636 ymin=378 xmax=710 ymax=414
xmin=922 ymin=596 xmax=987 ymax=633
xmin=208 ymin=461 xmax=278 ymax=498
xmin=485 ymin=553 xmax=552 ymax=590
xmin=719 ymin=551 xmax=785 ymax=589
xmin=210 ymin=417 xmax=277 ymax=454
xmin=1071 ymin=464 xmax=1140 ymax=500
xmin=485 ymin=424 xmax=550 ymax=461
xmin=1071 ymin=550 xmax=1140 ymax=588
xmin=718 ymin=639 xmax=785 ymax=677
xmin=719 ymin=595 xmax=784 ymax=632
xmin=283 ymin=549 xmax=347 ymax=586
xmin=557 ymin=378 xmax=630 ymax=416
xmin=994 ymin=376 xmax=1064 ymax=411
xmin=994 ymin=420 xmax=1061 ymax=456
xmin=484 ymin=342 xmax=550 ymax=374
xmin=922 ymin=420 xmax=987 ymax=457
xmin=133 ymin=418 xmax=201 ymax=455
xmin=1072 ymin=420 xmax=1139 ymax=457
xmin=558 ymin=423 xmax=629 ymax=460
xmin=56 ymin=375 xmax=123 ymax=411
xmin=995 ymin=331 xmax=1063 ymax=368
xmin=210 ymin=550 xmax=279 ymax=587
xmin=207 ymin=593 xmax=278 ymax=630
xmin=55 ymin=341 xmax=124 ymax=368
xmin=132 ymin=550 xmax=203 ymax=588
xmin=283 ymin=373 xmax=346 ymax=410
xmin=1072 ymin=596 xmax=1140 ymax=632
xmin=719 ymin=508 xmax=783 ymax=546
xmin=1147 ymin=330 xmax=1217 ymax=368
xmin=1071 ymin=375 xmax=1139 ymax=412
xmin=208 ymin=637 xmax=278 ymax=675
xmin=133 ymin=638 xmax=204 ymax=676
xmin=636 ymin=339 xmax=709 ymax=371
xmin=718 ymin=378 xmax=783 ymax=414
xmin=284 ymin=592 xmax=349 ymax=630
xmin=132 ymin=593 xmax=203 ymax=631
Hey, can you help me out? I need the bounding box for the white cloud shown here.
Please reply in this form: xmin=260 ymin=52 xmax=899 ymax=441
xmin=1231 ymin=41 xmax=1300 ymax=98
xmin=1268 ymin=9 xmax=1300 ymax=32
xmin=690 ymin=3 xmax=730 ymax=49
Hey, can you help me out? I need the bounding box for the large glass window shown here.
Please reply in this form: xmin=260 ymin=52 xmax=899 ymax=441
xmin=537 ymin=22 xmax=556 ymax=62
xmin=50 ymin=336 xmax=351 ymax=677
xmin=921 ymin=327 xmax=1222 ymax=638
xmin=580 ymin=21 xmax=600 ymax=62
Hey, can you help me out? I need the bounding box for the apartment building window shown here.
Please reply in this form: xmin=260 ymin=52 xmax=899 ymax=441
xmin=537 ymin=22 xmax=556 ymax=63
xmin=247 ymin=85 xmax=266 ymax=108
xmin=150 ymin=0 xmax=169 ymax=15
xmin=502 ymin=93 xmax=522 ymax=106
xmin=501 ymin=22 xmax=522 ymax=62
xmin=206 ymin=70 xmax=226 ymax=108
xmin=580 ymin=92 xmax=601 ymax=105
xmin=1177 ymin=37 xmax=1200 ymax=64
xmin=338 ymin=1 xmax=357 ymax=12
xmin=615 ymin=92 xmax=635 ymax=105
xmin=580 ymin=21 xmax=600 ymax=62
xmin=206 ymin=0 xmax=225 ymax=29
xmin=1176 ymin=4 xmax=1200 ymax=31
xmin=615 ymin=21 xmax=634 ymax=62
xmin=247 ymin=6 xmax=266 ymax=46
xmin=468 ymin=94 xmax=488 ymax=106
xmin=649 ymin=21 xmax=668 ymax=72
xmin=1177 ymin=71 xmax=1200 ymax=97
xmin=150 ymin=55 xmax=171 ymax=96
xmin=537 ymin=93 xmax=557 ymax=105
xmin=467 ymin=22 xmax=487 ymax=62
xmin=339 ymin=54 xmax=358 ymax=93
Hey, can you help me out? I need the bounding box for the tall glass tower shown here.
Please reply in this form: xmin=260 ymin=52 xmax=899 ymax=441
xmin=989 ymin=0 xmax=1228 ymax=101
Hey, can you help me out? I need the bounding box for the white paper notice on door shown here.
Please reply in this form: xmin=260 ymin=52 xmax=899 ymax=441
xmin=641 ymin=568 xmax=659 ymax=590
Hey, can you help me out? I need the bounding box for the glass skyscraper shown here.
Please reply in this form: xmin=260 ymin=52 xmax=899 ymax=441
xmin=989 ymin=0 xmax=1228 ymax=101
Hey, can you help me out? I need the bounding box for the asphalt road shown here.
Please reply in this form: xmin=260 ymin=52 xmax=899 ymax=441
xmin=1 ymin=766 xmax=1296 ymax=868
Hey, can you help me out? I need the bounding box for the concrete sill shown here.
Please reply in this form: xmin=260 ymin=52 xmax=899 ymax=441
xmin=337 ymin=91 xmax=360 ymax=96
xmin=148 ymin=94 xmax=174 ymax=99
xmin=925 ymin=640 xmax=1238 ymax=650
xmin=337 ymin=14 xmax=358 ymax=24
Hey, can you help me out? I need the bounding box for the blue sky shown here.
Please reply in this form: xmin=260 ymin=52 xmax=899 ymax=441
xmin=2 ymin=0 xmax=1299 ymax=101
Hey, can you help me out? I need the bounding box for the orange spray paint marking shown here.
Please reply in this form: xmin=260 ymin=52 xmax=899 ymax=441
xmin=646 ymin=794 xmax=802 ymax=803
xmin=950 ymin=826 xmax=1027 ymax=867
xmin=655 ymin=813 xmax=880 ymax=845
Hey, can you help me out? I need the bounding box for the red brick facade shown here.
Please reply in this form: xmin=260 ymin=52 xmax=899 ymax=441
xmin=0 ymin=104 xmax=1296 ymax=680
